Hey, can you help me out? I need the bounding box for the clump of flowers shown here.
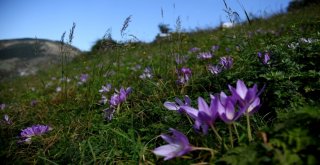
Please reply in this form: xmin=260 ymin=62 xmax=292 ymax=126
xmin=103 ymin=87 xmax=132 ymax=121
xmin=197 ymin=52 xmax=213 ymax=60
xmin=159 ymin=79 xmax=264 ymax=158
xmin=176 ymin=67 xmax=192 ymax=85
xmin=19 ymin=124 xmax=52 ymax=143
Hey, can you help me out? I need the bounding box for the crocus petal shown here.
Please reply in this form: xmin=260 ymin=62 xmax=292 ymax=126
xmin=164 ymin=102 xmax=179 ymax=111
xmin=236 ymin=80 xmax=248 ymax=100
xmin=184 ymin=95 xmax=191 ymax=106
xmin=180 ymin=106 xmax=198 ymax=119
xmin=247 ymin=97 xmax=260 ymax=114
xmin=225 ymin=101 xmax=235 ymax=120
xmin=152 ymin=144 xmax=179 ymax=158
xmin=198 ymin=97 xmax=209 ymax=114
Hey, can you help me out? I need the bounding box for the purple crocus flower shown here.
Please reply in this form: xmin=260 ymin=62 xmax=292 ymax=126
xmin=152 ymin=128 xmax=193 ymax=161
xmin=103 ymin=107 xmax=115 ymax=121
xmin=197 ymin=52 xmax=213 ymax=60
xmin=188 ymin=47 xmax=200 ymax=53
xmin=99 ymin=84 xmax=112 ymax=93
xmin=20 ymin=124 xmax=52 ymax=143
xmin=3 ymin=114 xmax=12 ymax=125
xmin=139 ymin=67 xmax=153 ymax=79
xmin=109 ymin=87 xmax=132 ymax=107
xmin=181 ymin=97 xmax=219 ymax=134
xmin=211 ymin=45 xmax=220 ymax=52
xmin=176 ymin=67 xmax=192 ymax=85
xmin=219 ymin=56 xmax=233 ymax=69
xmin=228 ymin=80 xmax=264 ymax=115
xmin=257 ymin=52 xmax=270 ymax=65
xmin=208 ymin=64 xmax=222 ymax=75
xmin=217 ymin=92 xmax=246 ymax=124
xmin=79 ymin=74 xmax=89 ymax=84
xmin=163 ymin=95 xmax=191 ymax=113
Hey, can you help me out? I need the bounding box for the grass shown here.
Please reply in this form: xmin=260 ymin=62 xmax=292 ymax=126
xmin=1 ymin=4 xmax=320 ymax=164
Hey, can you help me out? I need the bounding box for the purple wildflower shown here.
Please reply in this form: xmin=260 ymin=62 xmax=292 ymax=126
xmin=181 ymin=97 xmax=219 ymax=134
xmin=211 ymin=45 xmax=220 ymax=52
xmin=109 ymin=87 xmax=132 ymax=107
xmin=139 ymin=67 xmax=153 ymax=79
xmin=152 ymin=128 xmax=193 ymax=161
xmin=78 ymin=74 xmax=89 ymax=85
xmin=188 ymin=47 xmax=200 ymax=53
xmin=20 ymin=124 xmax=52 ymax=143
xmin=163 ymin=95 xmax=191 ymax=113
xmin=208 ymin=64 xmax=222 ymax=75
xmin=197 ymin=52 xmax=213 ymax=60
xmin=103 ymin=107 xmax=115 ymax=121
xmin=3 ymin=114 xmax=12 ymax=125
xmin=258 ymin=52 xmax=270 ymax=65
xmin=176 ymin=67 xmax=192 ymax=85
xmin=228 ymin=80 xmax=264 ymax=115
xmin=219 ymin=56 xmax=233 ymax=69
xmin=217 ymin=92 xmax=246 ymax=124
xmin=99 ymin=84 xmax=112 ymax=93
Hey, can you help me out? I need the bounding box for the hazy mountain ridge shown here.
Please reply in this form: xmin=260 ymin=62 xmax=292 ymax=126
xmin=0 ymin=38 xmax=82 ymax=80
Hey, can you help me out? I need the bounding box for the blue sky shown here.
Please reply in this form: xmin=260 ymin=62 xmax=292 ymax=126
xmin=0 ymin=0 xmax=291 ymax=51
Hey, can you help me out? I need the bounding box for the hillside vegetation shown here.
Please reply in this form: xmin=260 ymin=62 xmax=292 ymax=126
xmin=0 ymin=4 xmax=320 ymax=164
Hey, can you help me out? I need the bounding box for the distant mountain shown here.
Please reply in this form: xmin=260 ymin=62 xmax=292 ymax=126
xmin=0 ymin=38 xmax=82 ymax=80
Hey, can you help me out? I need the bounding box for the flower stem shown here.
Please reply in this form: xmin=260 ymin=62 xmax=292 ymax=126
xmin=246 ymin=113 xmax=253 ymax=142
xmin=228 ymin=124 xmax=234 ymax=148
xmin=210 ymin=124 xmax=222 ymax=143
xmin=233 ymin=123 xmax=240 ymax=144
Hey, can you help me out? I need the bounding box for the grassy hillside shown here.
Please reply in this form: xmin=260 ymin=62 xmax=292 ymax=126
xmin=0 ymin=4 xmax=319 ymax=164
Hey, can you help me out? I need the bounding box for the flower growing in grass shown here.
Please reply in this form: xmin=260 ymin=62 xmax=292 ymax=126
xmin=188 ymin=47 xmax=200 ymax=53
xmin=163 ymin=95 xmax=191 ymax=113
xmin=78 ymin=74 xmax=89 ymax=85
xmin=153 ymin=128 xmax=192 ymax=161
xmin=30 ymin=100 xmax=38 ymax=107
xmin=228 ymin=80 xmax=264 ymax=115
xmin=197 ymin=52 xmax=213 ymax=60
xmin=257 ymin=52 xmax=270 ymax=65
xmin=219 ymin=56 xmax=233 ymax=69
xmin=228 ymin=80 xmax=264 ymax=141
xmin=99 ymin=84 xmax=112 ymax=93
xmin=99 ymin=95 xmax=108 ymax=105
xmin=176 ymin=67 xmax=192 ymax=85
xmin=56 ymin=86 xmax=62 ymax=92
xmin=181 ymin=97 xmax=219 ymax=135
xmin=139 ymin=66 xmax=153 ymax=79
xmin=211 ymin=45 xmax=219 ymax=52
xmin=103 ymin=107 xmax=115 ymax=121
xmin=217 ymin=92 xmax=245 ymax=124
xmin=208 ymin=64 xmax=222 ymax=75
xmin=109 ymin=87 xmax=132 ymax=107
xmin=19 ymin=124 xmax=52 ymax=143
xmin=3 ymin=114 xmax=12 ymax=125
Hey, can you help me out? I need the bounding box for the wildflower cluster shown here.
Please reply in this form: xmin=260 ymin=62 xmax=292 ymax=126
xmin=154 ymin=80 xmax=264 ymax=160
xmin=19 ymin=125 xmax=52 ymax=144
